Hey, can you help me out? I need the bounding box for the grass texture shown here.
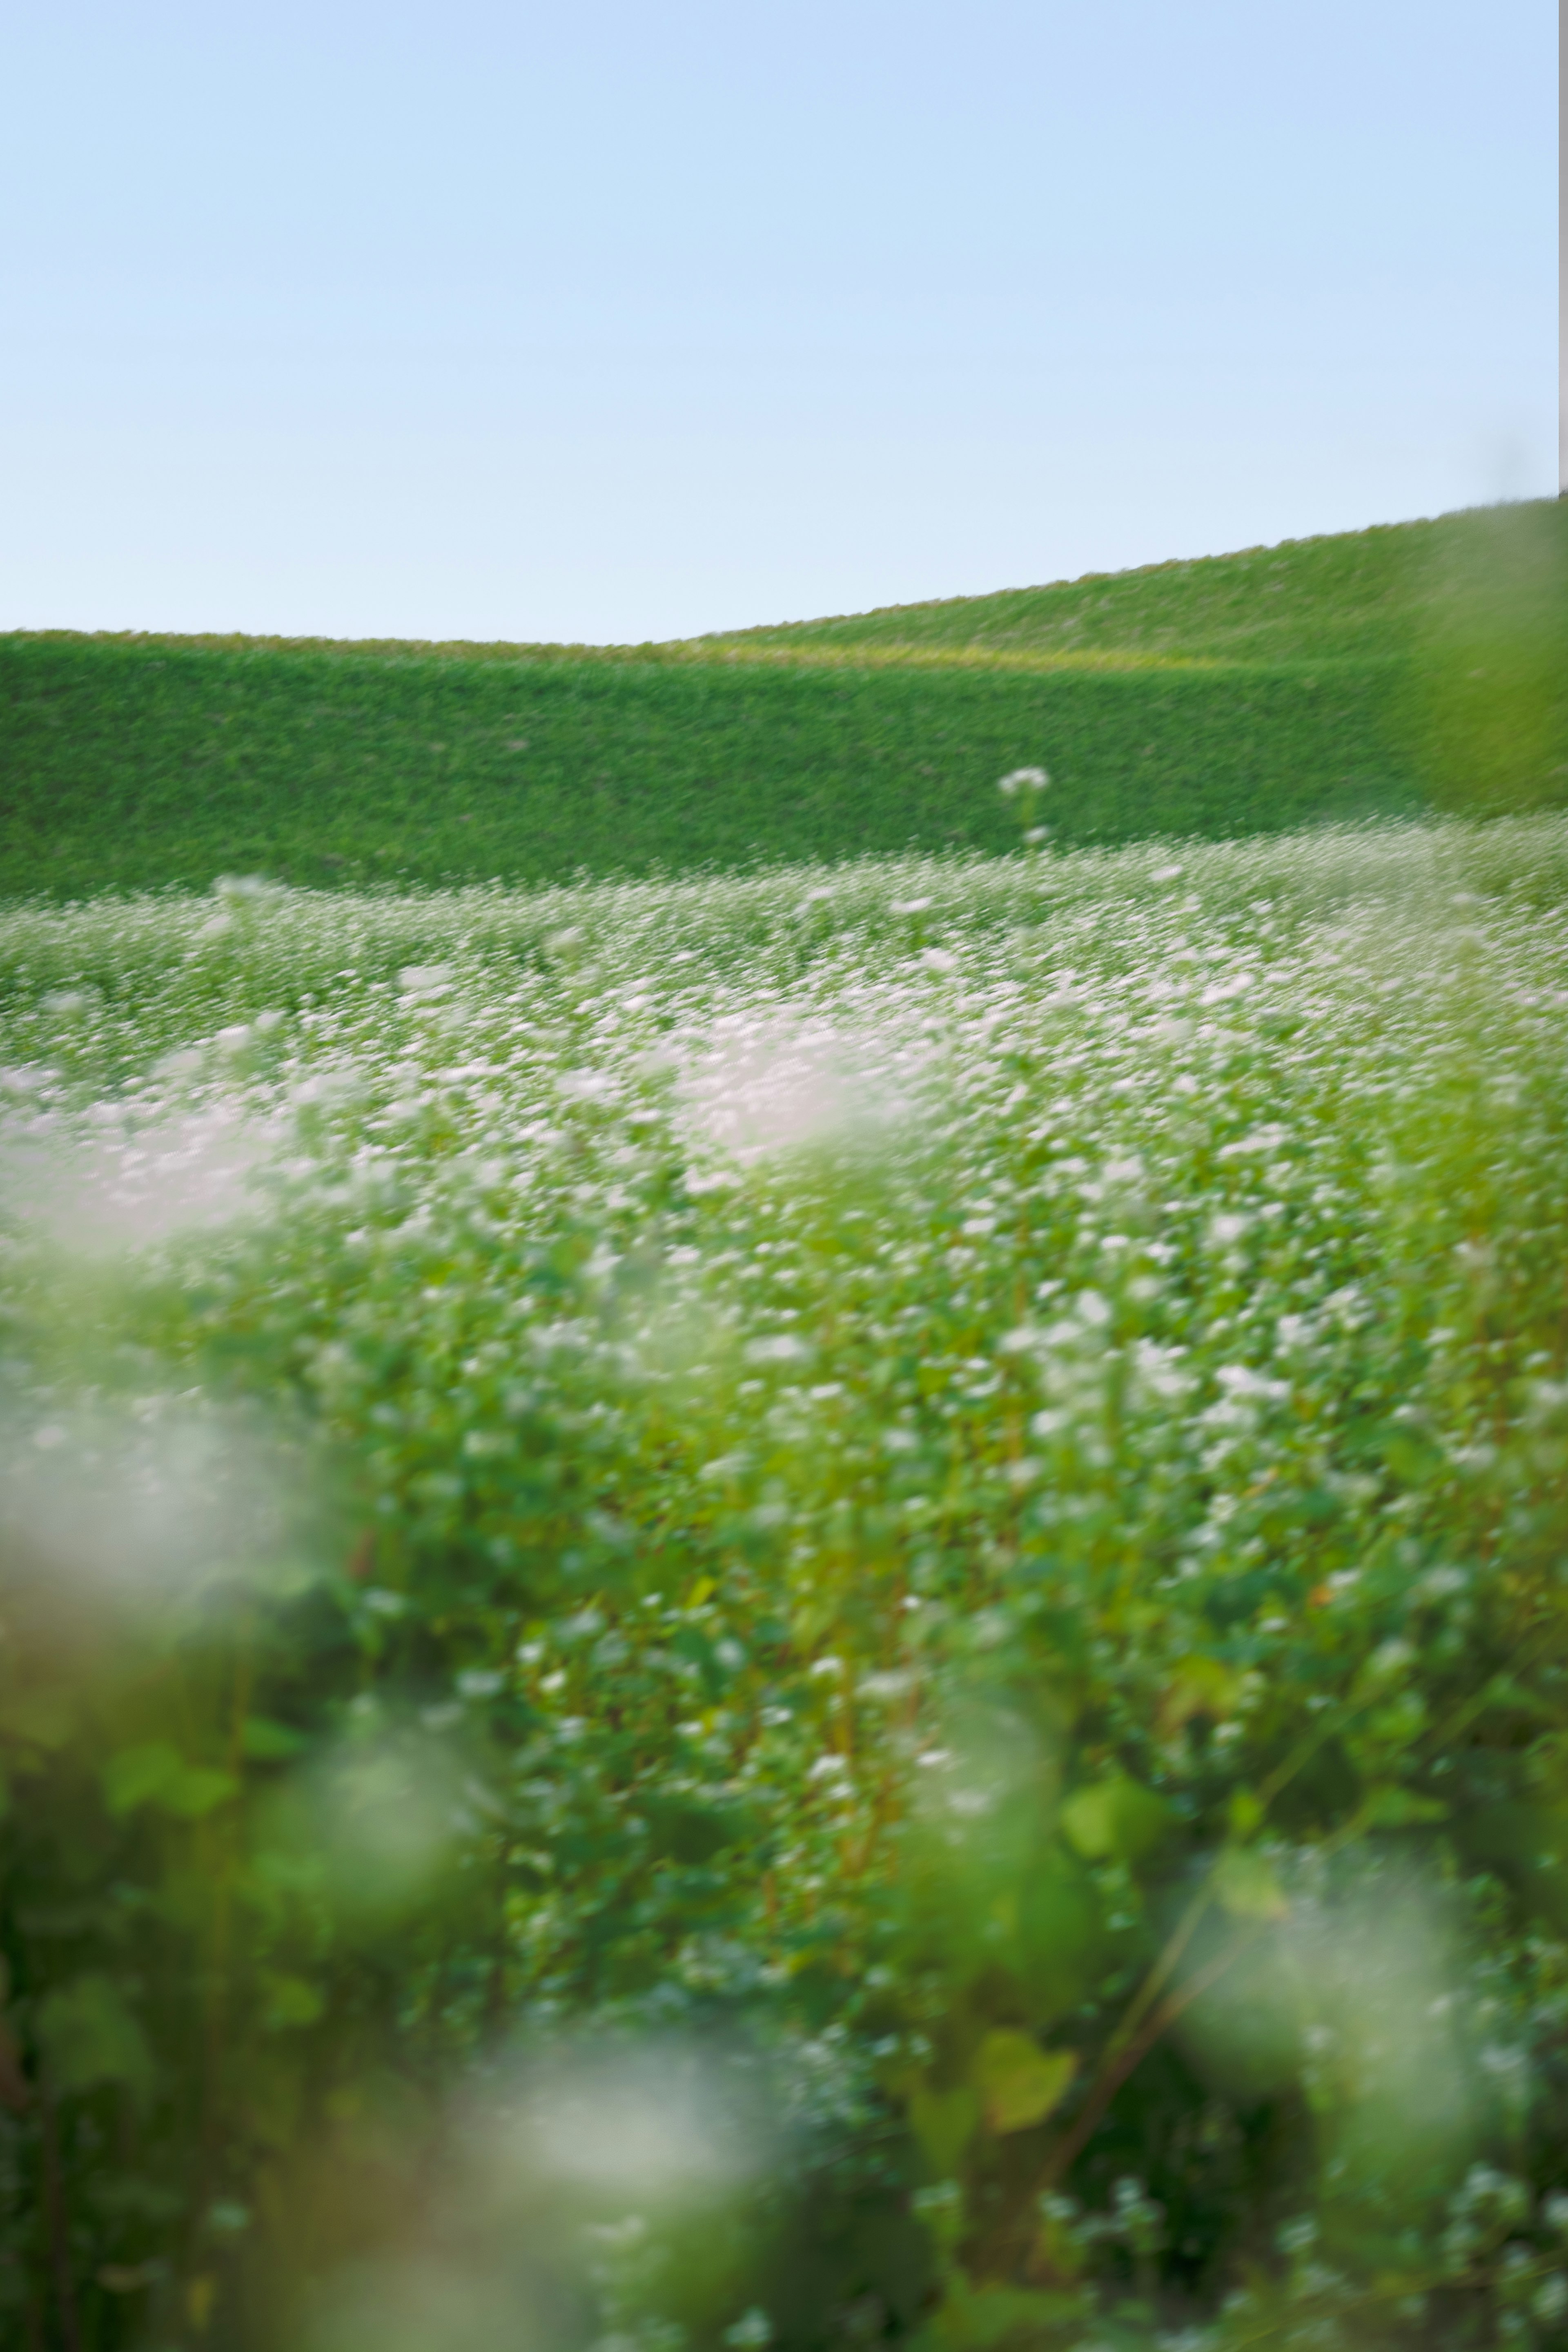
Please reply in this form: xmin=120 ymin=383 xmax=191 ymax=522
xmin=18 ymin=501 xmax=1568 ymax=902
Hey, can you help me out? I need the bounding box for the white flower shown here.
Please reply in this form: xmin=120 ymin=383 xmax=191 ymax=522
xmin=743 ymin=1334 xmax=812 ymax=1365
xmin=998 ymin=766 xmax=1049 ymax=796
xmin=557 ymin=1067 xmax=617 ymax=1101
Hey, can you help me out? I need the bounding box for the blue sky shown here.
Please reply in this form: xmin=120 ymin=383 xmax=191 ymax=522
xmin=1 ymin=0 xmax=1555 ymax=643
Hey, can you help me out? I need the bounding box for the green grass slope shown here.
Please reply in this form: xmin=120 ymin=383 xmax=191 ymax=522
xmin=4 ymin=501 xmax=1562 ymax=900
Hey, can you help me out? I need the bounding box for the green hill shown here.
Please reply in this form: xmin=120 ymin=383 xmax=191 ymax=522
xmin=4 ymin=501 xmax=1564 ymax=900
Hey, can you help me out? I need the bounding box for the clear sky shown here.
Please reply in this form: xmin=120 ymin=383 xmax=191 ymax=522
xmin=1 ymin=0 xmax=1555 ymax=644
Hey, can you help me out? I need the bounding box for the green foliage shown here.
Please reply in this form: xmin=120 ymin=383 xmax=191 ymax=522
xmin=0 ymin=634 xmax=1416 ymax=903
xmin=15 ymin=507 xmax=1535 ymax=903
xmin=2 ymin=814 xmax=1568 ymax=2349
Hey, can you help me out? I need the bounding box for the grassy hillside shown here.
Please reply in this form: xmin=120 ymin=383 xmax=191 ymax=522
xmin=4 ymin=502 xmax=1563 ymax=899
xmin=707 ymin=502 xmax=1429 ymax=664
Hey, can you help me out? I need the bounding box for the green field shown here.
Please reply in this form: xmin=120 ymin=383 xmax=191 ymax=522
xmin=5 ymin=814 xmax=1568 ymax=2349
xmin=7 ymin=499 xmax=1565 ymax=901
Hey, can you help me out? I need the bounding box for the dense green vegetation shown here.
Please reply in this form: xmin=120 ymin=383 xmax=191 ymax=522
xmin=4 ymin=814 xmax=1568 ymax=2350
xmin=0 ymin=635 xmax=1415 ymax=901
xmin=11 ymin=500 xmax=1565 ymax=902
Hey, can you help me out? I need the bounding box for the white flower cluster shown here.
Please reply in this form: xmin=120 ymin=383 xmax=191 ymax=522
xmin=2 ymin=811 xmax=1565 ymax=1670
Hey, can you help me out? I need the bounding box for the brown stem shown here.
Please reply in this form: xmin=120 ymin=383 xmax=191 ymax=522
xmin=485 ymin=1840 xmax=516 ymax=2040
xmin=199 ymin=1641 xmax=253 ymax=2206
xmin=1035 ymin=1929 xmax=1258 ymax=2198
xmin=184 ymin=1628 xmax=256 ymax=2282
xmin=1092 ymin=1875 xmax=1214 ymax=2079
xmin=40 ymin=2082 xmax=82 ymax=2352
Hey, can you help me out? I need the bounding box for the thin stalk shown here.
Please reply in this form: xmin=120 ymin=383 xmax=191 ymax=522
xmin=40 ymin=2082 xmax=82 ymax=2352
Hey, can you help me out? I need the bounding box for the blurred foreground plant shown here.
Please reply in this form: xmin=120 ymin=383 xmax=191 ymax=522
xmin=1402 ymin=499 xmax=1568 ymax=816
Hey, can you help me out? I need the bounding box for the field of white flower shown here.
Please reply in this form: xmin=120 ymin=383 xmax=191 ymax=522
xmin=3 ymin=813 xmax=1568 ymax=2352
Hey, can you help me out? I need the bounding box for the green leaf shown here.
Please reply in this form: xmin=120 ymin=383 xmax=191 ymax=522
xmin=160 ymin=1766 xmax=238 ymax=1819
xmin=261 ymin=1974 xmax=325 ymax=2030
xmin=1060 ymin=1774 xmax=1170 ymax=1864
xmin=1212 ymin=1846 xmax=1288 ymax=1921
xmin=36 ymin=1975 xmax=156 ymax=2105
xmin=910 ymin=2082 xmax=981 ymax=2174
xmin=0 ymin=1690 xmax=78 ymax=1751
xmin=1228 ymin=1786 xmax=1265 ymax=1840
xmin=934 ymin=2282 xmax=1088 ymax=2350
xmin=1160 ymin=1655 xmax=1243 ymax=1735
xmin=241 ymin=1716 xmax=308 ymax=1761
xmin=1361 ymin=1784 xmax=1449 ymax=1828
xmin=1381 ymin=1431 xmax=1442 ymax=1486
xmin=970 ymin=2029 xmax=1077 ymax=2134
xmin=103 ymin=1744 xmax=235 ymax=1819
xmin=102 ymin=1742 xmax=184 ymax=1816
